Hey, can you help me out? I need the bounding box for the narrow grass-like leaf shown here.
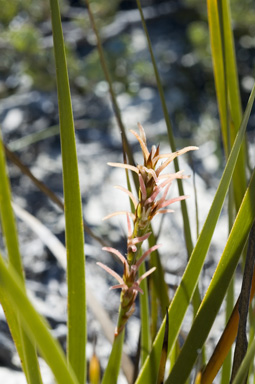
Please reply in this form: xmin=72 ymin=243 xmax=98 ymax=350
xmin=208 ymin=0 xmax=247 ymax=209
xmin=150 ymin=277 xmax=158 ymax=342
xmin=166 ymin=168 xmax=255 ymax=383
xmin=135 ymin=80 xmax=255 ymax=384
xmin=0 ymin=255 xmax=79 ymax=384
xmin=0 ymin=140 xmax=27 ymax=277
xmin=8 ymin=125 xmax=60 ymax=151
xmin=3 ymin=141 xmax=64 ymax=210
xmin=248 ymin=306 xmax=255 ymax=381
xmin=222 ymin=0 xmax=247 ymax=210
xmin=157 ymin=310 xmax=168 ymax=384
xmin=221 ymin=164 xmax=235 ymax=383
xmin=0 ymin=131 xmax=42 ymax=383
xmin=221 ymin=0 xmax=242 ymax=128
xmin=0 ymin=293 xmax=25 ymax=373
xmin=207 ymin=0 xmax=228 ymax=154
xmin=170 ymin=341 xmax=180 ymax=378
xmin=49 ymin=0 xmax=86 ymax=381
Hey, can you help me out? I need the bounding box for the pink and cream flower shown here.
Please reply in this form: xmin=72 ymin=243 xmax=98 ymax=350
xmin=98 ymin=123 xmax=198 ymax=335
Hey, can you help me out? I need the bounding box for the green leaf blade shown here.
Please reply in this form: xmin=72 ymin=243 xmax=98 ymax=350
xmin=0 ymin=133 xmax=43 ymax=384
xmin=221 ymin=0 xmax=247 ymax=210
xmin=0 ymin=256 xmax=79 ymax=384
xmin=207 ymin=0 xmax=228 ymax=155
xmin=49 ymin=0 xmax=86 ymax=381
xmin=208 ymin=0 xmax=247 ymax=209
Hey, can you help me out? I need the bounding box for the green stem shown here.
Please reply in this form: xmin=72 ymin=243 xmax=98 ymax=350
xmin=139 ymin=261 xmax=151 ymax=365
xmin=102 ymin=331 xmax=125 ymax=384
xmin=85 ymin=0 xmax=137 ymax=183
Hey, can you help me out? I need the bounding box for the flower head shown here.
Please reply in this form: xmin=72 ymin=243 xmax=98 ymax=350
xmin=107 ymin=124 xmax=198 ymax=240
xmin=99 ymin=124 xmax=198 ymax=335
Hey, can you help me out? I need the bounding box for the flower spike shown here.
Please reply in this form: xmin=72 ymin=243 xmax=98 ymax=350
xmin=130 ymin=129 xmax=150 ymax=160
xmin=107 ymin=162 xmax=139 ymax=174
xmin=114 ymin=185 xmax=138 ymax=208
xmin=137 ymin=122 xmax=147 ymax=144
xmin=102 ymin=247 xmax=128 ymax=267
xmin=99 ymin=124 xmax=198 ymax=335
xmin=102 ymin=211 xmax=136 ymax=221
xmin=97 ymin=262 xmax=127 ymax=287
xmin=135 ymin=244 xmax=161 ymax=269
xmin=136 ymin=267 xmax=156 ymax=286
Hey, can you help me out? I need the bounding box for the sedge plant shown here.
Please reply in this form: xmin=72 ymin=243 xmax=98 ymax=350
xmin=0 ymin=0 xmax=255 ymax=384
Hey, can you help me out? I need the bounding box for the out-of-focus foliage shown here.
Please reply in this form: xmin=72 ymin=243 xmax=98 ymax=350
xmin=1 ymin=0 xmax=255 ymax=104
xmin=8 ymin=24 xmax=40 ymax=54
xmin=0 ymin=0 xmax=58 ymax=92
xmin=0 ymin=0 xmax=51 ymax=25
xmin=0 ymin=0 xmax=121 ymax=94
xmin=84 ymin=32 xmax=155 ymax=95
xmin=187 ymin=22 xmax=211 ymax=65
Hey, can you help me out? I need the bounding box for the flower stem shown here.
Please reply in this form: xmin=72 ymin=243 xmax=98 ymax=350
xmin=139 ymin=260 xmax=151 ymax=365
